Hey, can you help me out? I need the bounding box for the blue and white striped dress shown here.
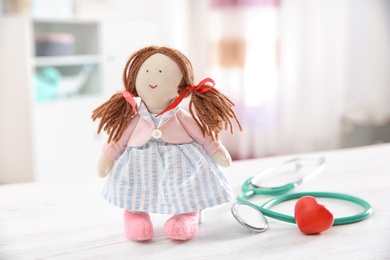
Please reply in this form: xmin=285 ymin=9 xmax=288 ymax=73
xmin=102 ymin=105 xmax=233 ymax=214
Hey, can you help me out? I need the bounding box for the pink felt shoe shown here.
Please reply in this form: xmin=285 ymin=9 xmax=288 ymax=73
xmin=164 ymin=212 xmax=199 ymax=241
xmin=124 ymin=211 xmax=154 ymax=241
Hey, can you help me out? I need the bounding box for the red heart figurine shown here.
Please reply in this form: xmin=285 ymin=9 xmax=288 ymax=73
xmin=294 ymin=196 xmax=334 ymax=235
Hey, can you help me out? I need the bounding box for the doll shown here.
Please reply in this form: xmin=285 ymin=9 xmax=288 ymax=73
xmin=92 ymin=46 xmax=242 ymax=241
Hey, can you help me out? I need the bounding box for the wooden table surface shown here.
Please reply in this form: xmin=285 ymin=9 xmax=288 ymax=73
xmin=1 ymin=144 xmax=389 ymax=259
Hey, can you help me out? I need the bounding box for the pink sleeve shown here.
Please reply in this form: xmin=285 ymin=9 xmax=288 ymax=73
xmin=176 ymin=110 xmax=221 ymax=155
xmin=102 ymin=116 xmax=140 ymax=161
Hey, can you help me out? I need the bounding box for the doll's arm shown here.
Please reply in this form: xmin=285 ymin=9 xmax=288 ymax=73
xmin=98 ymin=116 xmax=140 ymax=178
xmin=210 ymin=145 xmax=232 ymax=167
xmin=97 ymin=154 xmax=114 ymax=178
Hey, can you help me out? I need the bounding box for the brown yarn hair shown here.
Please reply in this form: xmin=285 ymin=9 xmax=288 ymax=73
xmin=92 ymin=46 xmax=242 ymax=143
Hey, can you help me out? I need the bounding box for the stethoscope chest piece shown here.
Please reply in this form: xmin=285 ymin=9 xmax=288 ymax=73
xmin=231 ymin=202 xmax=268 ymax=233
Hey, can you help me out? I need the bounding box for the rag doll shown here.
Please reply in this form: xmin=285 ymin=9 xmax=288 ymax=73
xmin=92 ymin=46 xmax=242 ymax=241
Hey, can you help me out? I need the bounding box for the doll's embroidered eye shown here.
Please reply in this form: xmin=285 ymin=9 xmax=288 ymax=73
xmin=146 ymin=70 xmax=149 ymax=73
xmin=159 ymin=70 xmax=162 ymax=73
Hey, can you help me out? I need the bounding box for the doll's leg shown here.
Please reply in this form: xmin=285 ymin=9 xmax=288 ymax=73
xmin=164 ymin=212 xmax=199 ymax=241
xmin=124 ymin=210 xmax=154 ymax=241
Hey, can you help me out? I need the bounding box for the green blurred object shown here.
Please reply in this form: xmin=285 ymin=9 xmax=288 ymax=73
xmin=35 ymin=67 xmax=60 ymax=101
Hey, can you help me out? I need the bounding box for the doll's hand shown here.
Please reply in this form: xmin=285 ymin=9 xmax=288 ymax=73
xmin=97 ymin=154 xmax=114 ymax=178
xmin=211 ymin=145 xmax=232 ymax=167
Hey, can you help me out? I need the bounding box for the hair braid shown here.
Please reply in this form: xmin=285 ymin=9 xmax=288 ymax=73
xmin=91 ymin=92 xmax=134 ymax=143
xmin=189 ymin=87 xmax=243 ymax=142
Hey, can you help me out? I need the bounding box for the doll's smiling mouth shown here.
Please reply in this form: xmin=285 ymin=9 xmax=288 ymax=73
xmin=149 ymin=84 xmax=158 ymax=89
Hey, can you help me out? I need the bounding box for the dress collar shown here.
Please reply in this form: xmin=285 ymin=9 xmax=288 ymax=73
xmin=138 ymin=101 xmax=179 ymax=126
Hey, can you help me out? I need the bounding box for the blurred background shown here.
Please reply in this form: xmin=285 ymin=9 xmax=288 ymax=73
xmin=0 ymin=0 xmax=389 ymax=183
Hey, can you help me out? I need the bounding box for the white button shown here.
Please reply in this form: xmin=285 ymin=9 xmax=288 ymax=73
xmin=152 ymin=129 xmax=162 ymax=139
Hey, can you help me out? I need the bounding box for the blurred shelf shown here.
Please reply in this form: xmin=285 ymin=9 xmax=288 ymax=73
xmin=32 ymin=17 xmax=101 ymax=24
xmin=32 ymin=55 xmax=101 ymax=67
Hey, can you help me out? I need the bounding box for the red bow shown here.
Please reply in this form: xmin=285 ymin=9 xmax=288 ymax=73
xmin=122 ymin=90 xmax=137 ymax=114
xmin=156 ymin=78 xmax=215 ymax=117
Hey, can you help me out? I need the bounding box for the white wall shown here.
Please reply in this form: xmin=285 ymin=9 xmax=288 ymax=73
xmin=0 ymin=17 xmax=34 ymax=183
xmin=115 ymin=0 xmax=190 ymax=52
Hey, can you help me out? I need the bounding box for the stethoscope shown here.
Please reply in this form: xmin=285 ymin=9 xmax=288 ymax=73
xmin=231 ymin=157 xmax=373 ymax=234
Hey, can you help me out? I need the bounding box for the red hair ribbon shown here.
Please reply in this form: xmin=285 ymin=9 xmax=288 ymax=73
xmin=122 ymin=90 xmax=137 ymax=114
xmin=156 ymin=78 xmax=215 ymax=117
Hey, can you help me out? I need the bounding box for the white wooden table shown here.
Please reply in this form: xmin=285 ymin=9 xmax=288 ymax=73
xmin=1 ymin=144 xmax=389 ymax=259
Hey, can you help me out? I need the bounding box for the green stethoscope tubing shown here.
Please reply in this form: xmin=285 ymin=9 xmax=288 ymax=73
xmin=237 ymin=188 xmax=373 ymax=226
xmin=242 ymin=176 xmax=299 ymax=195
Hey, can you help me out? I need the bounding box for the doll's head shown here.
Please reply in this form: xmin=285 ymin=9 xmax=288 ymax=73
xmin=92 ymin=46 xmax=242 ymax=143
xmin=134 ymin=53 xmax=182 ymax=113
xmin=123 ymin=46 xmax=194 ymax=99
xmin=125 ymin=48 xmax=193 ymax=114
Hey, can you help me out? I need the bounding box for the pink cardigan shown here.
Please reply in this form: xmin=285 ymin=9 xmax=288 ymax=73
xmin=102 ymin=109 xmax=221 ymax=161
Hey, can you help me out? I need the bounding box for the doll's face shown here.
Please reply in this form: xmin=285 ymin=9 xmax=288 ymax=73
xmin=135 ymin=53 xmax=183 ymax=114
